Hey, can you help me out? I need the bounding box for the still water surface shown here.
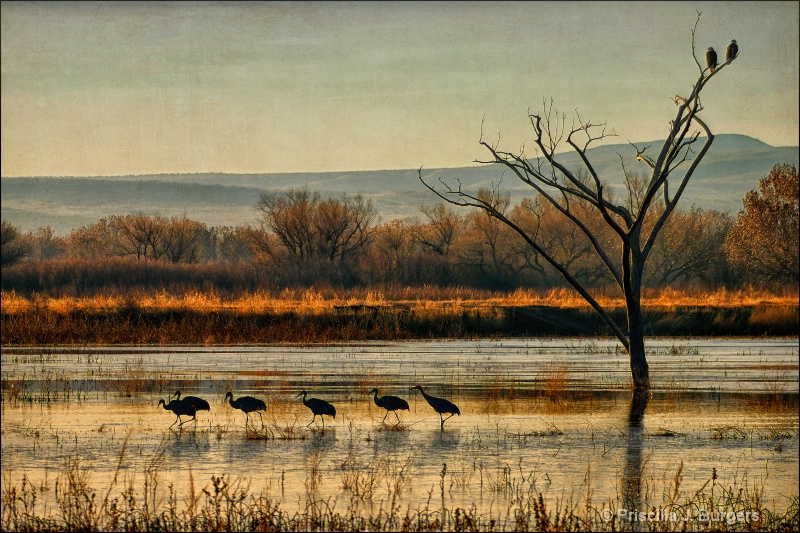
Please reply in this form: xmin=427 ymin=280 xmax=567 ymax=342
xmin=2 ymin=338 xmax=798 ymax=517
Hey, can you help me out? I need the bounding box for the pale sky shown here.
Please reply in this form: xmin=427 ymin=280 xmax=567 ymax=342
xmin=2 ymin=1 xmax=798 ymax=177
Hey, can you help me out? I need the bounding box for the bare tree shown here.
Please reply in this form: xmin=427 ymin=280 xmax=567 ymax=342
xmin=535 ymin=194 xmax=615 ymax=286
xmin=420 ymin=13 xmax=737 ymax=390
xmin=458 ymin=188 xmax=547 ymax=287
xmin=163 ymin=216 xmax=207 ymax=264
xmin=373 ymin=221 xmax=410 ymax=281
xmin=255 ymin=188 xmax=377 ymax=265
xmin=111 ymin=213 xmax=169 ymax=260
xmin=20 ymin=226 xmax=68 ymax=260
xmin=506 ymin=199 xmax=548 ymax=284
xmin=647 ymin=206 xmax=732 ymax=286
xmin=313 ymin=194 xmax=377 ymax=262
xmin=412 ymin=203 xmax=462 ymax=256
xmin=1 ymin=220 xmax=28 ymax=267
xmin=255 ymin=188 xmax=319 ymax=261
xmin=67 ymin=218 xmax=116 ymax=259
xmin=210 ymin=225 xmax=255 ymax=263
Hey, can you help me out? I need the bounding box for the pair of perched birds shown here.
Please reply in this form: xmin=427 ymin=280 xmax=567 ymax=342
xmin=706 ymin=39 xmax=738 ymax=73
xmin=157 ymin=385 xmax=461 ymax=430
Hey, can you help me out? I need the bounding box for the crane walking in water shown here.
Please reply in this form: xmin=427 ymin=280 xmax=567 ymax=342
xmin=367 ymin=388 xmax=409 ymax=424
xmin=170 ymin=391 xmax=211 ymax=416
xmin=224 ymin=391 xmax=267 ymax=429
xmin=158 ymin=397 xmax=197 ymax=428
xmin=410 ymin=385 xmax=460 ymax=429
xmin=297 ymin=390 xmax=336 ymax=429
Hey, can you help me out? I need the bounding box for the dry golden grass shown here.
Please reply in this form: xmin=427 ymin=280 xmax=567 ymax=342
xmin=2 ymin=286 xmax=796 ymax=316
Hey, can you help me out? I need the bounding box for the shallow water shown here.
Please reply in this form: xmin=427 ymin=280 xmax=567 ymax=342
xmin=2 ymin=338 xmax=798 ymax=520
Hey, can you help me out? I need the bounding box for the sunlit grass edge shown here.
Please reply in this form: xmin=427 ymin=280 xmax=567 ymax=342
xmin=3 ymin=286 xmax=797 ymax=315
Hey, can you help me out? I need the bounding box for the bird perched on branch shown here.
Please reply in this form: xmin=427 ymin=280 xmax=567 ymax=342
xmin=224 ymin=391 xmax=266 ymax=429
xmin=410 ymin=385 xmax=460 ymax=429
xmin=367 ymin=388 xmax=409 ymax=424
xmin=726 ymin=40 xmax=738 ymax=62
xmin=297 ymin=390 xmax=336 ymax=429
xmin=170 ymin=391 xmax=211 ymax=414
xmin=158 ymin=397 xmax=197 ymax=428
xmin=705 ymin=47 xmax=717 ymax=73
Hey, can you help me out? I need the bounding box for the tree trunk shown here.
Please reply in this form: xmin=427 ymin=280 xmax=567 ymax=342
xmin=628 ymin=308 xmax=650 ymax=390
xmin=624 ymin=239 xmax=651 ymax=390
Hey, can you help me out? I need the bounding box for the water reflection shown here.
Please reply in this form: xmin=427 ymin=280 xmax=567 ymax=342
xmin=162 ymin=428 xmax=212 ymax=462
xmin=621 ymin=390 xmax=649 ymax=531
xmin=368 ymin=425 xmax=413 ymax=451
xmin=409 ymin=427 xmax=462 ymax=456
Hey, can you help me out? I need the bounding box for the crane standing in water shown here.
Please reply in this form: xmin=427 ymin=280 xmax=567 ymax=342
xmin=367 ymin=388 xmax=409 ymax=424
xmin=297 ymin=390 xmax=336 ymax=429
xmin=170 ymin=391 xmax=211 ymax=415
xmin=158 ymin=397 xmax=197 ymax=428
xmin=224 ymin=391 xmax=267 ymax=429
xmin=410 ymin=385 xmax=461 ymax=429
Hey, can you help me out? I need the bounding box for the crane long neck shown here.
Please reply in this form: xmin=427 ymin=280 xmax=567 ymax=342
xmin=227 ymin=394 xmax=236 ymax=407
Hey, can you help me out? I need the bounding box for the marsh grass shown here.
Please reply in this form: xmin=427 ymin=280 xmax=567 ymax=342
xmin=504 ymin=424 xmax=564 ymax=440
xmin=2 ymin=443 xmax=799 ymax=532
xmin=653 ymin=427 xmax=686 ymax=437
xmin=4 ymin=287 xmax=797 ymax=344
xmin=375 ymin=422 xmax=409 ymax=432
xmin=709 ymin=421 xmax=799 ymax=442
xmin=222 ymin=410 xmax=310 ymax=441
xmin=710 ymin=425 xmax=751 ymax=440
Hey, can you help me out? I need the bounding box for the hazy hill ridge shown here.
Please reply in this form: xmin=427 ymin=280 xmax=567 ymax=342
xmin=2 ymin=134 xmax=797 ymax=235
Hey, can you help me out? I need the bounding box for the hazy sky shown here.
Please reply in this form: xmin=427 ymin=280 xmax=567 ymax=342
xmin=2 ymin=1 xmax=798 ymax=177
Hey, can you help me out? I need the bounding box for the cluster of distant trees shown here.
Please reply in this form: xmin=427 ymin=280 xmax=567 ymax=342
xmin=1 ymin=164 xmax=797 ymax=296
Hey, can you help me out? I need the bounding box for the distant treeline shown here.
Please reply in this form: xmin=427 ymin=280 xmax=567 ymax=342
xmin=1 ymin=165 xmax=798 ymax=297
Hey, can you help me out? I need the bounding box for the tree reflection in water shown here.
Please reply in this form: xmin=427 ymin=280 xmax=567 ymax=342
xmin=622 ymin=390 xmax=649 ymax=531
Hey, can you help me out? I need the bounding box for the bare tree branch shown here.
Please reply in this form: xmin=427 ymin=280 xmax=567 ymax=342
xmin=419 ymin=11 xmax=737 ymax=390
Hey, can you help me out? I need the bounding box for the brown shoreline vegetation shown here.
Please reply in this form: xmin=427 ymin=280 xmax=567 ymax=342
xmin=2 ymin=448 xmax=799 ymax=532
xmin=2 ymin=287 xmax=797 ymax=345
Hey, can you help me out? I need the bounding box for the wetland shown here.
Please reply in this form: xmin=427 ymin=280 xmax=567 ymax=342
xmin=2 ymin=338 xmax=798 ymax=531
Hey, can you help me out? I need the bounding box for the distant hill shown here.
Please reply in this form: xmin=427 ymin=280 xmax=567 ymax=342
xmin=2 ymin=134 xmax=797 ymax=235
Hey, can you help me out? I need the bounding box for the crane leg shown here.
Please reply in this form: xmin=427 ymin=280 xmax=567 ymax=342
xmin=307 ymin=415 xmax=316 ymax=428
xmin=170 ymin=416 xmax=179 ymax=429
xmin=382 ymin=411 xmax=389 ymax=423
xmin=441 ymin=413 xmax=455 ymax=427
xmin=394 ymin=411 xmax=401 ymax=424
